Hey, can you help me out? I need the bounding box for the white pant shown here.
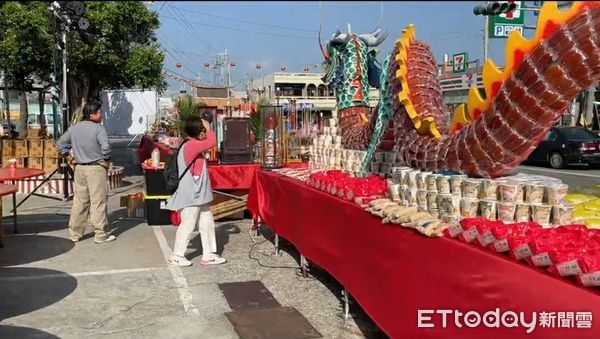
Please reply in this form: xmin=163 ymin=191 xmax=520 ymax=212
xmin=172 ymin=204 xmax=217 ymax=258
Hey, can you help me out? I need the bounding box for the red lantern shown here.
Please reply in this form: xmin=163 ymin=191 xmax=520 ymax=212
xmin=280 ymin=65 xmax=286 ymax=71
xmin=176 ymin=62 xmax=182 ymax=69
xmin=230 ymin=61 xmax=236 ymax=68
xmin=304 ymin=66 xmax=309 ymax=72
xmin=204 ymin=62 xmax=210 ymax=68
xmin=256 ymin=64 xmax=262 ymax=69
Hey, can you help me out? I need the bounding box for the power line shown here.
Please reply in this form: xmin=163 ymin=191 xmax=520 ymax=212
xmin=169 ymin=5 xmax=318 ymax=33
xmin=168 ymin=4 xmax=213 ymax=50
xmin=165 ymin=5 xmax=212 ymax=51
xmin=160 ymin=16 xmax=314 ymax=40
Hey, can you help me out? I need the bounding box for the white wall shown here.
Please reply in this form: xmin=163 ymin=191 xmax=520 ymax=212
xmin=100 ymin=89 xmax=157 ymax=136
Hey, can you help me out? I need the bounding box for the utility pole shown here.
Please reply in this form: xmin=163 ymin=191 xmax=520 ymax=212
xmin=483 ymin=16 xmax=489 ymax=61
xmin=226 ymin=48 xmax=231 ymax=117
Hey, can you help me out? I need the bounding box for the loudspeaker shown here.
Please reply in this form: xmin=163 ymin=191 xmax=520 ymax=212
xmin=220 ymin=118 xmax=253 ymax=164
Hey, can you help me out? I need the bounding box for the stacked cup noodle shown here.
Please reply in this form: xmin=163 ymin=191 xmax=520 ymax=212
xmin=309 ymin=116 xmax=343 ymax=171
xmin=495 ymin=174 xmax=571 ymax=227
xmin=371 ymin=151 xmax=405 ymax=178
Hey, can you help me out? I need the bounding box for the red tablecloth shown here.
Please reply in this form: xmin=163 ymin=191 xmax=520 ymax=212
xmin=208 ymin=163 xmax=260 ymax=190
xmin=247 ymin=170 xmax=600 ymax=339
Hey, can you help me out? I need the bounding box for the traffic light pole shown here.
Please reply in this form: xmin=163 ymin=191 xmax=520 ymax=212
xmin=484 ymin=15 xmax=489 ymax=61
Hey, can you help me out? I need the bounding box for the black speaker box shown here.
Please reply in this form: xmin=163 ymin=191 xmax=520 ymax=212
xmin=220 ymin=118 xmax=253 ymax=164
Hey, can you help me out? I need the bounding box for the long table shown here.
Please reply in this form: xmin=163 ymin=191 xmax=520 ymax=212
xmin=247 ymin=170 xmax=600 ymax=339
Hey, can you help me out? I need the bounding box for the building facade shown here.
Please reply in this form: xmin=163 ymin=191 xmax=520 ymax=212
xmin=247 ymin=72 xmax=380 ymax=113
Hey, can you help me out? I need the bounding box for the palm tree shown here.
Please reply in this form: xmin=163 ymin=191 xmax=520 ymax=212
xmin=175 ymin=94 xmax=205 ymax=136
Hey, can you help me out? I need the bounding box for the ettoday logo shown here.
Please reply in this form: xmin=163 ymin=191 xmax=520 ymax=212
xmin=418 ymin=309 xmax=593 ymax=334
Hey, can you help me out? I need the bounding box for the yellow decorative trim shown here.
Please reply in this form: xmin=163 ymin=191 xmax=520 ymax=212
xmin=449 ymin=104 xmax=469 ymax=135
xmin=394 ymin=24 xmax=441 ymax=139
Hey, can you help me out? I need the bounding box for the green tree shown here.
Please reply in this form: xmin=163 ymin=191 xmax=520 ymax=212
xmin=0 ymin=1 xmax=165 ymax=135
xmin=68 ymin=1 xmax=166 ymax=122
xmin=175 ymin=94 xmax=205 ymax=136
xmin=0 ymin=1 xmax=53 ymax=137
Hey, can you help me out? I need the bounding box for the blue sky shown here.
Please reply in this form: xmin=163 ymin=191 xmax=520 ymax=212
xmin=152 ymin=1 xmax=541 ymax=91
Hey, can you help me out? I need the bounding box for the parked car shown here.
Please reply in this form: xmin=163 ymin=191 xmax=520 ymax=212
xmin=526 ymin=127 xmax=600 ymax=169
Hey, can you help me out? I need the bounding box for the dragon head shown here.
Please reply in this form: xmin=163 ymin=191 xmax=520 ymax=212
xmin=319 ymin=27 xmax=388 ymax=109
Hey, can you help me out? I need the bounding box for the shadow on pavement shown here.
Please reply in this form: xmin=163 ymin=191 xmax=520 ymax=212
xmin=187 ymin=222 xmax=241 ymax=260
xmin=0 ymin=267 xmax=77 ymax=321
xmin=0 ymin=325 xmax=60 ymax=338
xmin=0 ymin=235 xmax=74 ymax=267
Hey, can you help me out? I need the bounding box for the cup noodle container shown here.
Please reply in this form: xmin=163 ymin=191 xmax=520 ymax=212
xmin=381 ymin=163 xmax=392 ymax=177
xmin=515 ymin=203 xmax=532 ymax=222
xmin=335 ymin=136 xmax=343 ymax=145
xmin=437 ymin=194 xmax=454 ymax=215
xmin=532 ymin=204 xmax=552 ymax=227
xmin=481 ymin=179 xmax=499 ymax=200
xmin=404 ymin=188 xmax=417 ymax=206
xmin=498 ymin=182 xmax=520 ymax=203
xmin=547 ymin=183 xmax=569 ymax=205
xmin=552 ymin=204 xmax=574 ymax=225
xmin=329 ymin=118 xmax=337 ymax=127
xmin=427 ymin=191 xmax=438 ymax=210
xmin=330 ymin=127 xmax=338 ymax=135
xmin=385 ymin=152 xmax=397 ymax=164
xmin=451 ymin=175 xmax=467 ymax=196
xmin=370 ymin=162 xmax=381 ymax=173
xmin=461 ymin=198 xmax=479 ymax=218
xmin=508 ymin=179 xmax=526 ymax=203
xmin=388 ymin=183 xmax=401 ymax=201
xmin=436 ymin=175 xmax=451 ymax=194
xmin=352 ymin=161 xmax=361 ymax=173
xmin=417 ymin=171 xmax=432 ymax=190
xmin=417 ymin=189 xmax=429 ymax=208
xmin=498 ymin=202 xmax=516 ymax=223
xmin=374 ymin=152 xmax=384 ymax=163
xmin=461 ymin=179 xmax=481 ymax=199
xmin=426 ymin=174 xmax=439 ymax=192
xmin=407 ymin=170 xmax=420 ymax=189
xmin=479 ymin=199 xmax=497 ymax=220
xmin=525 ymin=182 xmax=546 ymax=204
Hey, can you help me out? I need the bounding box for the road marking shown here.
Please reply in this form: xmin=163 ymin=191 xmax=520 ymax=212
xmin=518 ymin=166 xmax=600 ymax=179
xmin=0 ymin=267 xmax=165 ymax=282
xmin=151 ymin=225 xmax=200 ymax=316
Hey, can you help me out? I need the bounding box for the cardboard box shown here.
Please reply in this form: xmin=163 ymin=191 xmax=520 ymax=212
xmin=2 ymin=140 xmax=14 ymax=157
xmin=28 ymin=140 xmax=44 ymax=158
xmin=120 ymin=193 xmax=145 ymax=218
xmin=44 ymin=140 xmax=58 ymax=158
xmin=29 ymin=157 xmax=44 ymax=170
xmin=27 ymin=128 xmax=42 ymax=139
xmin=14 ymin=140 xmax=28 ymax=157
xmin=2 ymin=157 xmax=25 ymax=168
xmin=44 ymin=157 xmax=60 ymax=173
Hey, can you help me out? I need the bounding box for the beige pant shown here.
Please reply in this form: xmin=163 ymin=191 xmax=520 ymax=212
xmin=69 ymin=165 xmax=109 ymax=240
xmin=172 ymin=204 xmax=217 ymax=258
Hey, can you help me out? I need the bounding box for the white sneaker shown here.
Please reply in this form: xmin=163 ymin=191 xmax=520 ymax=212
xmin=94 ymin=235 xmax=116 ymax=244
xmin=200 ymin=254 xmax=226 ymax=266
xmin=169 ymin=255 xmax=193 ymax=267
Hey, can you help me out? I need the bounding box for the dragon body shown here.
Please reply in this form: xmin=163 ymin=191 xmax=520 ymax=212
xmin=320 ymin=2 xmax=600 ymax=178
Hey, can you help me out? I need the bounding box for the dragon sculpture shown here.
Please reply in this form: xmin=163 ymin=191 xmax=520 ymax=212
xmin=320 ymin=1 xmax=600 ymax=178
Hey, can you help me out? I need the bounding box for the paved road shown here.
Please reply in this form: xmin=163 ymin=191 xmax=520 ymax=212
xmin=517 ymin=164 xmax=600 ymax=192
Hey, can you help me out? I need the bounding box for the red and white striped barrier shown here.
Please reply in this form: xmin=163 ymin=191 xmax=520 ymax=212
xmin=13 ymin=166 xmax=124 ymax=196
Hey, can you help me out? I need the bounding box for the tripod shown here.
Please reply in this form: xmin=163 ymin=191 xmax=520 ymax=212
xmin=10 ymin=157 xmax=74 ymax=214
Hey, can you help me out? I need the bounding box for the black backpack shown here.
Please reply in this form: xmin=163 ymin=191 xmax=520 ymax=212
xmin=164 ymin=139 xmax=202 ymax=194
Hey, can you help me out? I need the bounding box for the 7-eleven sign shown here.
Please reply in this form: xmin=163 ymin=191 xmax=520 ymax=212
xmin=452 ymin=52 xmax=468 ymax=74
